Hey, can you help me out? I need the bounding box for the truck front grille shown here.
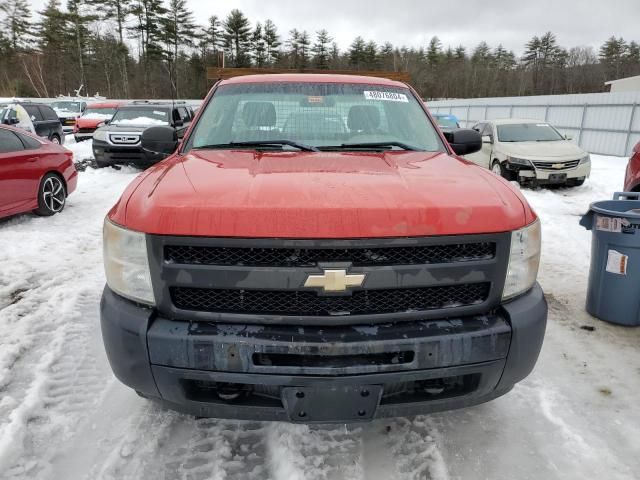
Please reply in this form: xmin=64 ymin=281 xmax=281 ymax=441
xmin=165 ymin=242 xmax=495 ymax=267
xmin=170 ymin=283 xmax=490 ymax=316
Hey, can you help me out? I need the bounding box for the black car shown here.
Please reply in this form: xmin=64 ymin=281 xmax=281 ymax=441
xmin=0 ymin=102 xmax=65 ymax=144
xmin=92 ymin=102 xmax=194 ymax=168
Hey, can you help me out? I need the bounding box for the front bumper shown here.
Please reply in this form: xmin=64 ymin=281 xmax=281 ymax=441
xmin=510 ymin=161 xmax=591 ymax=183
xmin=93 ymin=139 xmax=163 ymax=167
xmin=100 ymin=284 xmax=547 ymax=423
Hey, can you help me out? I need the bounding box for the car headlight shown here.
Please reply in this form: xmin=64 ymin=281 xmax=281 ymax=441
xmin=503 ymin=220 xmax=541 ymax=300
xmin=507 ymin=156 xmax=531 ymax=166
xmin=579 ymin=154 xmax=590 ymax=165
xmin=103 ymin=219 xmax=155 ymax=305
xmin=94 ymin=129 xmax=107 ymax=142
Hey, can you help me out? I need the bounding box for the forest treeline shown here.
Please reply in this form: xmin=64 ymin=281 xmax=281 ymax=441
xmin=1 ymin=0 xmax=639 ymax=99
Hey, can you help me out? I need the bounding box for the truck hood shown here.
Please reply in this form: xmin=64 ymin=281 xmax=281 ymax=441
xmin=499 ymin=140 xmax=586 ymax=159
xmin=114 ymin=150 xmax=533 ymax=238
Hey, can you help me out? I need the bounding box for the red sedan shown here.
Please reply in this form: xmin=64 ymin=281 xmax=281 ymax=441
xmin=624 ymin=141 xmax=640 ymax=192
xmin=0 ymin=125 xmax=77 ymax=219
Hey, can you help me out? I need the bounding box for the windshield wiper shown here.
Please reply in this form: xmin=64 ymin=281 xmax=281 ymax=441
xmin=320 ymin=141 xmax=422 ymax=151
xmin=193 ymin=140 xmax=319 ymax=152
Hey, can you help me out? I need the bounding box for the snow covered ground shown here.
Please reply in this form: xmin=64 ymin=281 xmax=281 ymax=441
xmin=0 ymin=142 xmax=639 ymax=480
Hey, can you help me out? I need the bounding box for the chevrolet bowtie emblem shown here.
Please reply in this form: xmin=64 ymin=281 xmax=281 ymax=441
xmin=552 ymin=163 xmax=565 ymax=169
xmin=303 ymin=269 xmax=366 ymax=292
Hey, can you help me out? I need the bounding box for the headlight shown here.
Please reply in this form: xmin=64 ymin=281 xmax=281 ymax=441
xmin=94 ymin=129 xmax=107 ymax=142
xmin=507 ymin=156 xmax=531 ymax=166
xmin=579 ymin=154 xmax=590 ymax=165
xmin=503 ymin=220 xmax=541 ymax=300
xmin=103 ymin=219 xmax=155 ymax=305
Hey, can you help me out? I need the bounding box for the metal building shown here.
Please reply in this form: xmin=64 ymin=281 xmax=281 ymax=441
xmin=606 ymin=75 xmax=640 ymax=93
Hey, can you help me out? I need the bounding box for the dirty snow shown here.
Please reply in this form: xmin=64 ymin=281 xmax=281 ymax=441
xmin=0 ymin=145 xmax=639 ymax=480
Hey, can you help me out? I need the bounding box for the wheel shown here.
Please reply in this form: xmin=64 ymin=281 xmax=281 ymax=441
xmin=50 ymin=134 xmax=61 ymax=145
xmin=33 ymin=173 xmax=66 ymax=216
xmin=491 ymin=160 xmax=504 ymax=177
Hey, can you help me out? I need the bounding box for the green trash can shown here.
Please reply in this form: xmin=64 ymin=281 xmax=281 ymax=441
xmin=580 ymin=192 xmax=640 ymax=326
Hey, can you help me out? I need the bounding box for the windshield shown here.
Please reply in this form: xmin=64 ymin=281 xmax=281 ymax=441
xmin=434 ymin=116 xmax=459 ymax=129
xmin=187 ymin=82 xmax=444 ymax=151
xmin=82 ymin=108 xmax=117 ymax=120
xmin=497 ymin=123 xmax=564 ymax=142
xmin=51 ymin=101 xmax=82 ymax=113
xmin=110 ymin=108 xmax=169 ymax=126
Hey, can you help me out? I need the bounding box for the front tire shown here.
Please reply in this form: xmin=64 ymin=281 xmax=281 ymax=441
xmin=50 ymin=134 xmax=61 ymax=145
xmin=34 ymin=173 xmax=66 ymax=216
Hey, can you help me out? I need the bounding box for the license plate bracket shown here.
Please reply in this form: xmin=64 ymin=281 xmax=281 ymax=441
xmin=548 ymin=173 xmax=567 ymax=183
xmin=282 ymin=385 xmax=382 ymax=423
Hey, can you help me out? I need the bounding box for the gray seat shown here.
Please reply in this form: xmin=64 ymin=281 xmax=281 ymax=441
xmin=235 ymin=102 xmax=279 ymax=141
xmin=347 ymin=105 xmax=381 ymax=134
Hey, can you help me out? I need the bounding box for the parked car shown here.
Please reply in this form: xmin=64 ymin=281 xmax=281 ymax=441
xmin=50 ymin=100 xmax=87 ymax=134
xmin=92 ymin=101 xmax=194 ymax=168
xmin=624 ymin=140 xmax=640 ymax=191
xmin=432 ymin=113 xmax=460 ymax=130
xmin=0 ymin=101 xmax=65 ymax=144
xmin=100 ymin=74 xmax=547 ymax=423
xmin=0 ymin=125 xmax=77 ymax=219
xmin=73 ymin=101 xmax=126 ymax=142
xmin=465 ymin=119 xmax=590 ymax=187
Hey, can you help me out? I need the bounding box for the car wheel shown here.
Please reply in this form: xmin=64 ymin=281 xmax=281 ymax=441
xmin=491 ymin=160 xmax=504 ymax=177
xmin=34 ymin=173 xmax=66 ymax=216
xmin=50 ymin=135 xmax=61 ymax=145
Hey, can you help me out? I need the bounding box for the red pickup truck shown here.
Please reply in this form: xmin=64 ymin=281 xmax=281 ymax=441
xmin=101 ymin=74 xmax=547 ymax=423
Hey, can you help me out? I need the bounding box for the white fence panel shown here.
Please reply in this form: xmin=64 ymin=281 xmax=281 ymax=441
xmin=427 ymin=92 xmax=640 ymax=156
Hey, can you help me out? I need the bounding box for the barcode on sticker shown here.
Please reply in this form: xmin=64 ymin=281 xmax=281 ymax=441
xmin=596 ymin=215 xmax=623 ymax=233
xmin=364 ymin=91 xmax=409 ymax=102
xmin=606 ymin=250 xmax=628 ymax=275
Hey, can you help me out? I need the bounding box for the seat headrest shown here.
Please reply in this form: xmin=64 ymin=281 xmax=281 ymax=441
xmin=243 ymin=102 xmax=276 ymax=128
xmin=347 ymin=105 xmax=380 ymax=131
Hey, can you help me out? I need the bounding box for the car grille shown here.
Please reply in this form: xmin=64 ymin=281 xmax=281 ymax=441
xmin=170 ymin=283 xmax=490 ymax=316
xmin=77 ymin=127 xmax=94 ymax=134
xmin=164 ymin=243 xmax=496 ymax=267
xmin=532 ymin=159 xmax=580 ymax=171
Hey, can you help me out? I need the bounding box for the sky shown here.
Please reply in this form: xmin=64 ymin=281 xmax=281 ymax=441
xmin=29 ymin=0 xmax=640 ymax=54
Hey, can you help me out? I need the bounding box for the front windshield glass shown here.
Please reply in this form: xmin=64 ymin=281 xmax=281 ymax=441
xmin=82 ymin=107 xmax=117 ymax=120
xmin=188 ymin=82 xmax=444 ymax=151
xmin=497 ymin=123 xmax=564 ymax=142
xmin=110 ymin=108 xmax=169 ymax=126
xmin=51 ymin=101 xmax=82 ymax=113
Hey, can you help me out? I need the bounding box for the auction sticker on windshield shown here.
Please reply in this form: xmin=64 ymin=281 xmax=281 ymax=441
xmin=364 ymin=91 xmax=408 ymax=102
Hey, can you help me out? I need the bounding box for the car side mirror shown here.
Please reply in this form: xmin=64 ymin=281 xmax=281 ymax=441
xmin=564 ymin=133 xmax=573 ymax=141
xmin=482 ymin=135 xmax=493 ymax=144
xmin=443 ymin=128 xmax=482 ymax=155
xmin=174 ymin=119 xmax=184 ymax=127
xmin=141 ymin=125 xmax=178 ymax=158
xmin=8 ymin=117 xmax=20 ymax=125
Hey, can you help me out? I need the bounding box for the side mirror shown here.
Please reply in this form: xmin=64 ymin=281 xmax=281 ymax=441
xmin=8 ymin=117 xmax=20 ymax=125
xmin=564 ymin=133 xmax=573 ymax=141
xmin=443 ymin=128 xmax=482 ymax=155
xmin=481 ymin=135 xmax=493 ymax=144
xmin=141 ymin=125 xmax=178 ymax=158
xmin=174 ymin=119 xmax=184 ymax=127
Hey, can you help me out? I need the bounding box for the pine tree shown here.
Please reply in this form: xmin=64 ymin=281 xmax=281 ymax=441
xmin=312 ymin=29 xmax=332 ymax=69
xmin=222 ymin=9 xmax=251 ymax=67
xmin=206 ymin=15 xmax=222 ymax=54
xmin=349 ymin=36 xmax=366 ymax=69
xmin=599 ymin=36 xmax=628 ymax=79
xmin=250 ymin=22 xmax=266 ymax=67
xmin=286 ymin=28 xmax=300 ymax=67
xmin=160 ymin=0 xmax=196 ymax=96
xmin=426 ymin=36 xmax=442 ymax=66
xmin=263 ymin=19 xmax=280 ymax=66
xmin=128 ymin=0 xmax=167 ymax=95
xmin=297 ymin=30 xmax=310 ymax=69
xmin=0 ymin=0 xmax=32 ymax=51
xmin=86 ymin=0 xmax=131 ymax=96
xmin=364 ymin=41 xmax=378 ymax=69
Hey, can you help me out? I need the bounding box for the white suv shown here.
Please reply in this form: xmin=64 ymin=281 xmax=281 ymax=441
xmin=464 ymin=119 xmax=591 ymax=187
